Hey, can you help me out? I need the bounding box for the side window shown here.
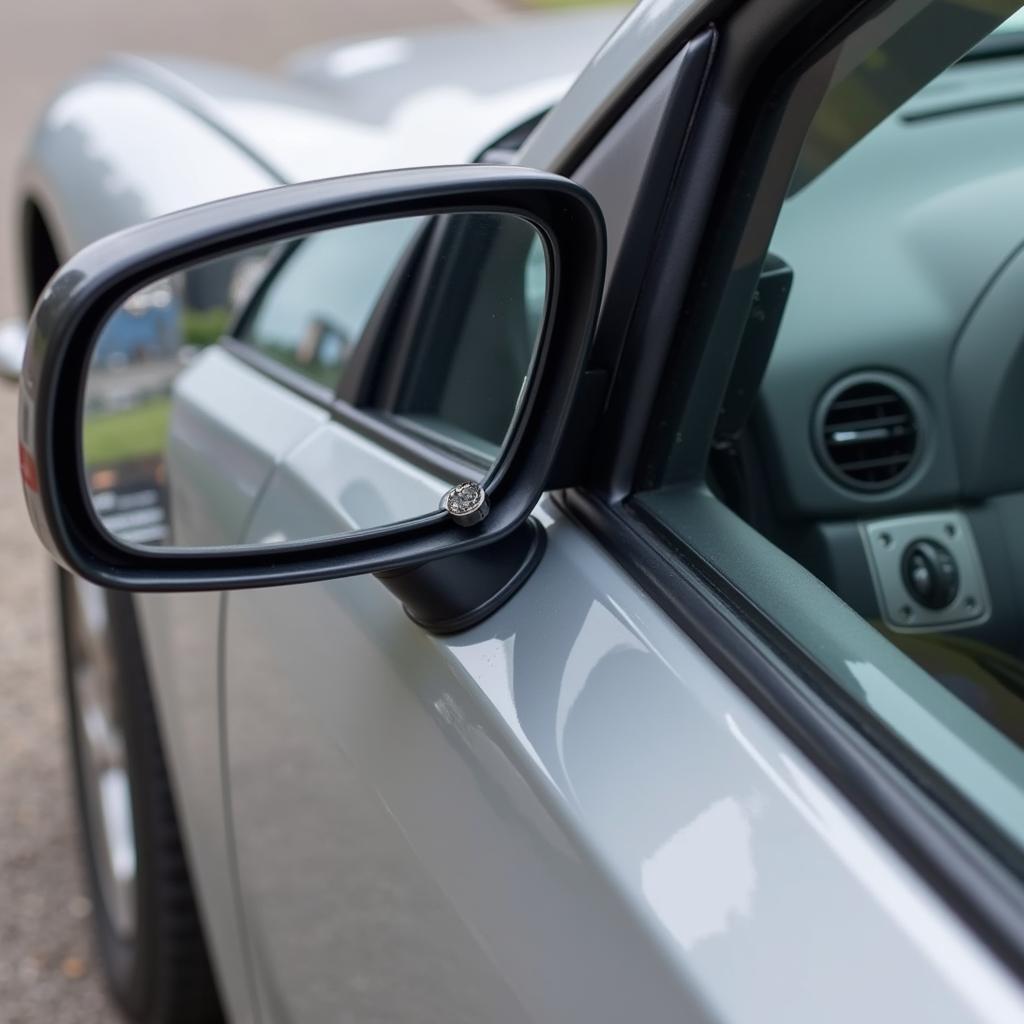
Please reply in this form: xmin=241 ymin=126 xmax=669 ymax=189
xmin=636 ymin=3 xmax=1024 ymax=866
xmin=392 ymin=214 xmax=548 ymax=456
xmin=236 ymin=218 xmax=419 ymax=390
xmin=227 ymin=212 xmax=545 ymax=458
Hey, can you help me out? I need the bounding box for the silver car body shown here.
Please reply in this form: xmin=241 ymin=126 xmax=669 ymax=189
xmin=16 ymin=5 xmax=1024 ymax=1023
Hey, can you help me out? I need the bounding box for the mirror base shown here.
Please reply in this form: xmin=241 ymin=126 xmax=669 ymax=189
xmin=375 ymin=518 xmax=546 ymax=635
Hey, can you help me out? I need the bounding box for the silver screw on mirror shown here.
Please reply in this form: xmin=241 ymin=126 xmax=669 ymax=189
xmin=443 ymin=482 xmax=489 ymax=527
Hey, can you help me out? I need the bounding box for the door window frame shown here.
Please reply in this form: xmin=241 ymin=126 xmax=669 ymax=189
xmin=219 ymin=209 xmax=542 ymax=484
xmin=555 ymin=0 xmax=1024 ymax=981
xmin=213 ymin=109 xmax=575 ymax=479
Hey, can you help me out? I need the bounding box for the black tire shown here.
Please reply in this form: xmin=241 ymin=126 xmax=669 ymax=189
xmin=58 ymin=570 xmax=224 ymax=1024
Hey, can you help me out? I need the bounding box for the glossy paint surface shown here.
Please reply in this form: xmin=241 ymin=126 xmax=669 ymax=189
xmin=19 ymin=6 xmax=622 ymax=258
xmin=114 ymin=53 xmax=562 ymax=184
xmin=286 ymin=8 xmax=623 ymax=109
xmin=133 ymin=349 xmax=326 ymax=1024
xmin=0 ymin=318 xmax=26 ymax=381
xmin=110 ymin=9 xmax=623 ymax=186
xmin=218 ymin=395 xmax=1024 ymax=1023
xmin=23 ymin=70 xmax=278 ymax=257
xmin=20 ymin=67 xmax=281 ymax=1024
xmin=165 ymin=9 xmax=621 ymax=179
xmin=227 ymin=416 xmax=715 ymax=1023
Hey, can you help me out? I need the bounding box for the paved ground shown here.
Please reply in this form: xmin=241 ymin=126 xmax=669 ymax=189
xmin=0 ymin=2 xmax=511 ymax=1020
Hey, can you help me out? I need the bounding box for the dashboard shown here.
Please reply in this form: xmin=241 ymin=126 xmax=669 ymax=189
xmin=750 ymin=52 xmax=1024 ymax=663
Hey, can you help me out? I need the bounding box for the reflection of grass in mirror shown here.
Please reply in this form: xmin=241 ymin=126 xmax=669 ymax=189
xmin=182 ymin=307 xmax=231 ymax=349
xmin=82 ymin=396 xmax=172 ymax=467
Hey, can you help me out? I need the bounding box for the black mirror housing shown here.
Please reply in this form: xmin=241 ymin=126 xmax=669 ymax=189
xmin=19 ymin=165 xmax=605 ymax=591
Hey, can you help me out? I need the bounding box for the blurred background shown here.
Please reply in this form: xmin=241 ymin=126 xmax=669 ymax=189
xmin=0 ymin=1 xmax=586 ymax=1019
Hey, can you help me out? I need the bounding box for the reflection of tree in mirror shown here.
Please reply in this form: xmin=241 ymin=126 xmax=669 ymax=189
xmin=82 ymin=397 xmax=171 ymax=467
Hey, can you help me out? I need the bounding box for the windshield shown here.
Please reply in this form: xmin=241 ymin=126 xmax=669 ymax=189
xmin=793 ymin=0 xmax=1021 ymax=191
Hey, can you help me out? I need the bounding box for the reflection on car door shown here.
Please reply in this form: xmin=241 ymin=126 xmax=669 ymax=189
xmin=222 ymin=418 xmax=712 ymax=1024
xmin=220 ymin=410 xmax=1009 ymax=1024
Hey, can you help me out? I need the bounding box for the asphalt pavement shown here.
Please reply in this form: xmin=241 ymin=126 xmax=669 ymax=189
xmin=0 ymin=1 xmax=512 ymax=1020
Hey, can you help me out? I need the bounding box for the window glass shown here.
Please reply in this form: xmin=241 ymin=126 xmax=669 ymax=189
xmin=637 ymin=0 xmax=1024 ymax=864
xmin=238 ymin=218 xmax=419 ymax=390
xmin=232 ymin=211 xmax=547 ymax=460
xmin=395 ymin=214 xmax=548 ymax=455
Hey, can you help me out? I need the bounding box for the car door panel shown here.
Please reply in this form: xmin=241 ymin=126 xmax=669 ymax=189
xmin=237 ymin=421 xmax=451 ymax=540
xmin=225 ymin=418 xmax=714 ymax=1024
xmin=134 ymin=345 xmax=328 ymax=1021
xmin=163 ymin=347 xmax=331 ymax=546
xmin=223 ymin=416 xmax=1019 ymax=1024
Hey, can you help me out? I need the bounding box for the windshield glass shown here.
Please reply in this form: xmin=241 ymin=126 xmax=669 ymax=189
xmin=794 ymin=0 xmax=1020 ymax=191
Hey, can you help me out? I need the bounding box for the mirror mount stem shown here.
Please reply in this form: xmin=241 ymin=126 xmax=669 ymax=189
xmin=375 ymin=517 xmax=546 ymax=635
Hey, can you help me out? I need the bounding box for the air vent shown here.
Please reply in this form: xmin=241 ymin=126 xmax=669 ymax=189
xmin=817 ymin=376 xmax=918 ymax=490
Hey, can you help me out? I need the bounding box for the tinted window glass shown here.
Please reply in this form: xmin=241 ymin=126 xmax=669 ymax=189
xmin=238 ymin=218 xmax=419 ymax=390
xmin=395 ymin=215 xmax=547 ymax=454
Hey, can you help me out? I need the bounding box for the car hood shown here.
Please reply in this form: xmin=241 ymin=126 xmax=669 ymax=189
xmin=119 ymin=8 xmax=624 ymax=185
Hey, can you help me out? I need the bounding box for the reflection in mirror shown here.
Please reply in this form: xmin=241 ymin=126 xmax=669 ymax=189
xmin=81 ymin=212 xmax=549 ymax=551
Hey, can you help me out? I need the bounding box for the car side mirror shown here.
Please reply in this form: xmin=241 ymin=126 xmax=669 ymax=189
xmin=18 ymin=165 xmax=605 ymax=629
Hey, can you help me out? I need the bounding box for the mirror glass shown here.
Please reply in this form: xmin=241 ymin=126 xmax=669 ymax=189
xmin=80 ymin=212 xmax=548 ymax=550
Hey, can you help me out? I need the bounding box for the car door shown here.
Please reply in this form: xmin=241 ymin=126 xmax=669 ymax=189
xmin=20 ymin=0 xmax=1023 ymax=1020
xmin=219 ymin=210 xmax=705 ymax=1024
xmin=216 ymin=6 xmax=1024 ymax=1024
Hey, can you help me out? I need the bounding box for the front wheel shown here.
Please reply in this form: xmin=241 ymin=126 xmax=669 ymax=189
xmin=58 ymin=570 xmax=223 ymax=1024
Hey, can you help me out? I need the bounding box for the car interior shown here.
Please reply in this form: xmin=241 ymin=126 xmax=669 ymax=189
xmin=706 ymin=20 xmax=1024 ymax=749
